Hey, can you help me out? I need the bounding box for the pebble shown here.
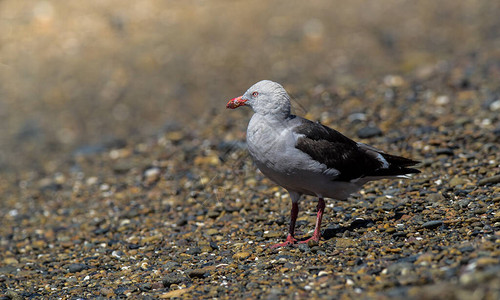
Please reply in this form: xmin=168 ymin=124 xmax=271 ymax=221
xmin=67 ymin=263 xmax=88 ymax=273
xmin=421 ymin=220 xmax=443 ymax=229
xmin=297 ymin=243 xmax=311 ymax=252
xmin=188 ymin=268 xmax=210 ymax=278
xmin=144 ymin=167 xmax=161 ymax=185
xmin=477 ymin=175 xmax=500 ymax=186
xmin=112 ymin=250 xmax=126 ymax=260
xmin=335 ymin=238 xmax=357 ymax=248
xmin=233 ymin=251 xmax=251 ymax=260
xmin=3 ymin=258 xmax=19 ymax=265
xmin=307 ymin=239 xmax=319 ymax=248
xmin=357 ymin=126 xmax=383 ymax=139
xmin=205 ymin=228 xmax=219 ymax=235
xmin=100 ymin=287 xmax=115 ymax=297
xmin=263 ymin=231 xmax=282 ymax=238
xmin=162 ymin=275 xmax=187 ymax=288
xmin=449 ymin=177 xmax=467 ymax=188
xmin=186 ymin=247 xmax=201 ymax=255
xmin=427 ymin=192 xmax=445 ymax=202
xmin=159 ymin=287 xmax=193 ymax=298
xmin=113 ymin=161 xmax=134 ymax=174
xmin=4 ymin=290 xmax=23 ymax=300
xmin=435 ymin=148 xmax=454 ymax=156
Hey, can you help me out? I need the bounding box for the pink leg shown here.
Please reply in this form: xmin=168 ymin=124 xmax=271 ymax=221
xmin=299 ymin=197 xmax=325 ymax=245
xmin=271 ymin=202 xmax=299 ymax=248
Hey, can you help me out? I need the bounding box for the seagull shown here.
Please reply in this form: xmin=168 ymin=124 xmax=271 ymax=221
xmin=226 ymin=80 xmax=420 ymax=248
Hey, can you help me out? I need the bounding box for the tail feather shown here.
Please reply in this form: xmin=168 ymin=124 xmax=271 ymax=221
xmin=355 ymin=142 xmax=421 ymax=179
xmin=369 ymin=153 xmax=421 ymax=177
xmin=380 ymin=152 xmax=420 ymax=167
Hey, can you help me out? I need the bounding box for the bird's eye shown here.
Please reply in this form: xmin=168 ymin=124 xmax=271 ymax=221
xmin=252 ymin=91 xmax=259 ymax=97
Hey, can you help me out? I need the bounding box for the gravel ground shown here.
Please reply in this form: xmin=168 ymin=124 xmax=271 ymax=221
xmin=1 ymin=1 xmax=500 ymax=299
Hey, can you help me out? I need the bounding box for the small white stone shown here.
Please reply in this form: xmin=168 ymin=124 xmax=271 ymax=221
xmin=86 ymin=176 xmax=98 ymax=186
xmin=109 ymin=149 xmax=121 ymax=159
xmin=489 ymin=99 xmax=500 ymax=111
xmin=144 ymin=167 xmax=160 ymax=180
xmin=384 ymin=75 xmax=405 ymax=87
xmin=435 ymin=95 xmax=449 ymax=105
xmin=481 ymin=118 xmax=491 ymax=126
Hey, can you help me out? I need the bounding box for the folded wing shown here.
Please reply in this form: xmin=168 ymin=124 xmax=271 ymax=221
xmin=293 ymin=118 xmax=420 ymax=182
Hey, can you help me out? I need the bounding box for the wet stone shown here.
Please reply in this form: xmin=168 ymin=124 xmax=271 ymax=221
xmin=188 ymin=268 xmax=210 ymax=278
xmin=435 ymin=148 xmax=454 ymax=156
xmin=100 ymin=287 xmax=115 ymax=297
xmin=457 ymin=199 xmax=471 ymax=208
xmin=428 ymin=192 xmax=445 ymax=202
xmin=421 ymin=220 xmax=443 ymax=229
xmin=93 ymin=227 xmax=110 ymax=235
xmin=113 ymin=161 xmax=133 ymax=174
xmin=162 ymin=274 xmax=187 ymax=288
xmin=297 ymin=243 xmax=311 ymax=252
xmin=209 ymin=241 xmax=219 ymax=250
xmin=176 ymin=217 xmax=188 ymax=226
xmin=308 ymin=239 xmax=320 ymax=248
xmin=67 ymin=263 xmax=88 ymax=273
xmin=393 ymin=231 xmax=407 ymax=238
xmin=207 ymin=210 xmax=220 ymax=218
xmin=357 ymin=126 xmax=383 ymax=139
xmin=246 ymin=281 xmax=259 ymax=289
xmin=128 ymin=243 xmax=140 ymax=249
xmin=4 ymin=290 xmax=23 ymax=300
xmin=386 ymin=262 xmax=414 ymax=275
xmin=186 ymin=247 xmax=202 ymax=255
xmin=477 ymin=175 xmax=500 ymax=186
xmin=449 ymin=177 xmax=467 ymax=188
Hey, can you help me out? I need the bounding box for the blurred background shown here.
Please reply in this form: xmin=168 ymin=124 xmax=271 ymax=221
xmin=1 ymin=0 xmax=499 ymax=173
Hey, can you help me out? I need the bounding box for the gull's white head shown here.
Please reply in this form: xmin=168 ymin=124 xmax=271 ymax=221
xmin=226 ymin=80 xmax=291 ymax=117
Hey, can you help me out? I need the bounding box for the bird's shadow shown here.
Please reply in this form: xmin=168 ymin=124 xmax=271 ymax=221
xmin=321 ymin=218 xmax=374 ymax=240
xmin=321 ymin=211 xmax=405 ymax=241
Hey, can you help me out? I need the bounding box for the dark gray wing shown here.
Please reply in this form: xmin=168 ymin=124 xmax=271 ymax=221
xmin=293 ymin=118 xmax=420 ymax=181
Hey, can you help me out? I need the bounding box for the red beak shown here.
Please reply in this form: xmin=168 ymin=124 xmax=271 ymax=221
xmin=226 ymin=96 xmax=247 ymax=109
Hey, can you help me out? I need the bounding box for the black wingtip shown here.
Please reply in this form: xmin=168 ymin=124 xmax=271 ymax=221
xmin=380 ymin=153 xmax=421 ymax=168
xmin=369 ymin=166 xmax=420 ymax=177
xmin=402 ymin=167 xmax=421 ymax=174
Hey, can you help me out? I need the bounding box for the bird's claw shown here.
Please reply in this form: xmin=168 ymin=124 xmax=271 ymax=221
xmin=298 ymin=236 xmax=320 ymax=247
xmin=270 ymin=234 xmax=297 ymax=249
